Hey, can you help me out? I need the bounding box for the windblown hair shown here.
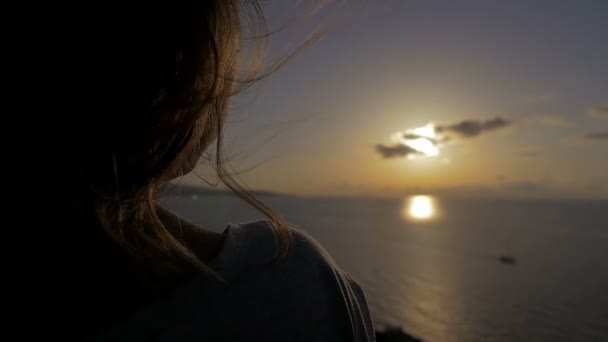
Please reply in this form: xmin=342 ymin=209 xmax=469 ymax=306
xmin=2 ymin=0 xmax=289 ymax=273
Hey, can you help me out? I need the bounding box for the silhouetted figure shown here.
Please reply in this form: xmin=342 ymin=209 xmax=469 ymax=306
xmin=2 ymin=1 xmax=374 ymax=340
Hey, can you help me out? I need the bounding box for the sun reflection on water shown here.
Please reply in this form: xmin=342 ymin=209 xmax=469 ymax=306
xmin=403 ymin=195 xmax=437 ymax=221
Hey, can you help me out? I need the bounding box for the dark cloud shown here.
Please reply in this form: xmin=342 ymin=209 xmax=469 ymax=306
xmin=375 ymin=144 xmax=422 ymax=158
xmin=376 ymin=117 xmax=512 ymax=160
xmin=402 ymin=133 xmax=424 ymax=140
xmin=400 ymin=133 xmax=446 ymax=144
xmin=436 ymin=117 xmax=512 ymax=138
xmin=584 ymin=131 xmax=608 ymax=141
xmin=588 ymin=107 xmax=608 ymax=119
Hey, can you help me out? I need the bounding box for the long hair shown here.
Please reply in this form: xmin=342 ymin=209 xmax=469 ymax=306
xmin=2 ymin=0 xmax=290 ymax=273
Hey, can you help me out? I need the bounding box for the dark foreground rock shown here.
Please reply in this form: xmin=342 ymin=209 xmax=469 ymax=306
xmin=375 ymin=326 xmax=422 ymax=342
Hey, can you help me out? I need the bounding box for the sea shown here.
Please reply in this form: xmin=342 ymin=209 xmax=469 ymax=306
xmin=162 ymin=192 xmax=608 ymax=342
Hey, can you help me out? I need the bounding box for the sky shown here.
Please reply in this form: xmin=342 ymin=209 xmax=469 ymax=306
xmin=183 ymin=0 xmax=608 ymax=199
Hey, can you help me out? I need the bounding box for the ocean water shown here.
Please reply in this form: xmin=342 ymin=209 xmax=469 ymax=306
xmin=163 ymin=194 xmax=608 ymax=342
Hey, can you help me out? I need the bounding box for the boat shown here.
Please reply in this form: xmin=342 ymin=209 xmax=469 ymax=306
xmin=498 ymin=255 xmax=517 ymax=265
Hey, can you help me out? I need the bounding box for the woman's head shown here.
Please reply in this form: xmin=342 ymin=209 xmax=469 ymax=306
xmin=4 ymin=0 xmax=287 ymax=271
xmin=74 ymin=1 xmax=243 ymax=193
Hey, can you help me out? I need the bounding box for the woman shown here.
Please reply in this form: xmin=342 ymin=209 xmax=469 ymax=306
xmin=2 ymin=1 xmax=375 ymax=340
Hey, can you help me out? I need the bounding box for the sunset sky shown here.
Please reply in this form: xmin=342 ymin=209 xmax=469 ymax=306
xmin=184 ymin=1 xmax=608 ymax=198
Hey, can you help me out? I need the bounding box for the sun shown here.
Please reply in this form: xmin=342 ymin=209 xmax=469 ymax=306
xmin=404 ymin=138 xmax=439 ymax=157
xmin=388 ymin=122 xmax=443 ymax=160
xmin=398 ymin=123 xmax=440 ymax=158
xmin=410 ymin=123 xmax=436 ymax=139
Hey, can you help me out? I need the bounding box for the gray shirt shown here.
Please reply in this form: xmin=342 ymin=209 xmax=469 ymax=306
xmin=96 ymin=221 xmax=376 ymax=341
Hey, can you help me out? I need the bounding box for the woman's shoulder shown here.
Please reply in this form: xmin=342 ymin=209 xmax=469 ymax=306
xmin=214 ymin=220 xmax=339 ymax=274
xmin=211 ymin=220 xmax=376 ymax=341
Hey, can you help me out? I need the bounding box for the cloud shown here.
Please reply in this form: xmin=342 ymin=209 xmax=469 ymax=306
xmin=584 ymin=131 xmax=608 ymax=141
xmin=375 ymin=117 xmax=513 ymax=159
xmin=375 ymin=144 xmax=423 ymax=158
xmin=588 ymin=107 xmax=608 ymax=119
xmin=402 ymin=133 xmax=425 ymax=140
xmin=435 ymin=117 xmax=512 ymax=138
xmin=401 ymin=132 xmax=447 ymax=144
